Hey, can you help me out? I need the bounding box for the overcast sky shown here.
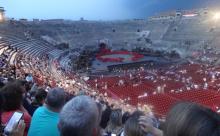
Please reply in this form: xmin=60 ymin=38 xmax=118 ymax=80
xmin=1 ymin=0 xmax=220 ymax=20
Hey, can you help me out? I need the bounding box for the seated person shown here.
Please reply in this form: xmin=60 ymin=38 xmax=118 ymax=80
xmin=0 ymin=80 xmax=31 ymax=136
xmin=58 ymin=95 xmax=99 ymax=136
xmin=123 ymin=110 xmax=161 ymax=136
xmin=105 ymin=109 xmax=123 ymax=136
xmin=163 ymin=102 xmax=220 ymax=136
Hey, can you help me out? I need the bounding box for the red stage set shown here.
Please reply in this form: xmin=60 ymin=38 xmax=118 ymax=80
xmin=96 ymin=48 xmax=144 ymax=63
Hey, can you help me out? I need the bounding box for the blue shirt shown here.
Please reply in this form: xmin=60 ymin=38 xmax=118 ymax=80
xmin=28 ymin=106 xmax=60 ymax=136
xmin=26 ymin=75 xmax=33 ymax=82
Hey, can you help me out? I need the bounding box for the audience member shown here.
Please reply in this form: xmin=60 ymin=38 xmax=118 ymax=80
xmin=28 ymin=88 xmax=66 ymax=136
xmin=0 ymin=80 xmax=31 ymax=136
xmin=105 ymin=109 xmax=123 ymax=136
xmin=0 ymin=82 xmax=25 ymax=136
xmin=164 ymin=102 xmax=220 ymax=136
xmin=124 ymin=111 xmax=161 ymax=136
xmin=100 ymin=104 xmax=112 ymax=129
xmin=28 ymin=88 xmax=47 ymax=116
xmin=122 ymin=112 xmax=131 ymax=125
xmin=25 ymin=74 xmax=33 ymax=83
xmin=58 ymin=95 xmax=99 ymax=136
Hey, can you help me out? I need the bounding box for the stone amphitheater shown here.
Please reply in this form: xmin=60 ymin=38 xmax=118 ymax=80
xmin=1 ymin=10 xmax=220 ymax=117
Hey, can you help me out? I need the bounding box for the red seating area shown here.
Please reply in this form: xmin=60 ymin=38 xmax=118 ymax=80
xmin=138 ymin=90 xmax=220 ymax=117
xmin=139 ymin=94 xmax=178 ymax=117
xmin=88 ymin=63 xmax=220 ymax=117
xmin=168 ymin=90 xmax=220 ymax=103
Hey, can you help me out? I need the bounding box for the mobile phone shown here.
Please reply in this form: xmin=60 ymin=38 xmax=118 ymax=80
xmin=3 ymin=112 xmax=23 ymax=136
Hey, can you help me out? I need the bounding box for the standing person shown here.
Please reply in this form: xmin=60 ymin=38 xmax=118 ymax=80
xmin=28 ymin=88 xmax=66 ymax=136
xmin=26 ymin=88 xmax=48 ymax=116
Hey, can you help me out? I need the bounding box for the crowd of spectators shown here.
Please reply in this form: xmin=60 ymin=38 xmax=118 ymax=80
xmin=1 ymin=78 xmax=220 ymax=136
xmin=0 ymin=35 xmax=220 ymax=136
xmin=0 ymin=45 xmax=152 ymax=135
xmin=0 ymin=47 xmax=16 ymax=80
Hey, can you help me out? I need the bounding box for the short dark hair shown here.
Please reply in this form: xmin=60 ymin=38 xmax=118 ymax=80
xmin=122 ymin=112 xmax=131 ymax=124
xmin=164 ymin=102 xmax=220 ymax=136
xmin=0 ymin=81 xmax=23 ymax=111
xmin=35 ymin=88 xmax=47 ymax=104
xmin=100 ymin=105 xmax=111 ymax=129
xmin=45 ymin=88 xmax=66 ymax=109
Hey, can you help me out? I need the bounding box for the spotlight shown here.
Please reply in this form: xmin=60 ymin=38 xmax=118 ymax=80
xmin=213 ymin=12 xmax=220 ymax=21
xmin=0 ymin=14 xmax=3 ymax=22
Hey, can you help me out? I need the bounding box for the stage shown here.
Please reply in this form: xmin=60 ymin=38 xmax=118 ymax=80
xmin=91 ymin=52 xmax=174 ymax=73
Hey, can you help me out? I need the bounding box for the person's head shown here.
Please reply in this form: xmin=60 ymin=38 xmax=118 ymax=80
xmin=17 ymin=80 xmax=27 ymax=91
xmin=124 ymin=111 xmax=145 ymax=136
xmin=24 ymin=81 xmax=33 ymax=92
xmin=45 ymin=88 xmax=66 ymax=112
xmin=34 ymin=88 xmax=47 ymax=105
xmin=164 ymin=102 xmax=220 ymax=136
xmin=0 ymin=80 xmax=24 ymax=111
xmin=109 ymin=109 xmax=123 ymax=127
xmin=122 ymin=112 xmax=131 ymax=125
xmin=58 ymin=95 xmax=99 ymax=136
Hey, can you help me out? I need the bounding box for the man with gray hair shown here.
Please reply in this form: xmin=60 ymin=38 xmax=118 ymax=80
xmin=58 ymin=95 xmax=99 ymax=136
xmin=28 ymin=88 xmax=66 ymax=136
